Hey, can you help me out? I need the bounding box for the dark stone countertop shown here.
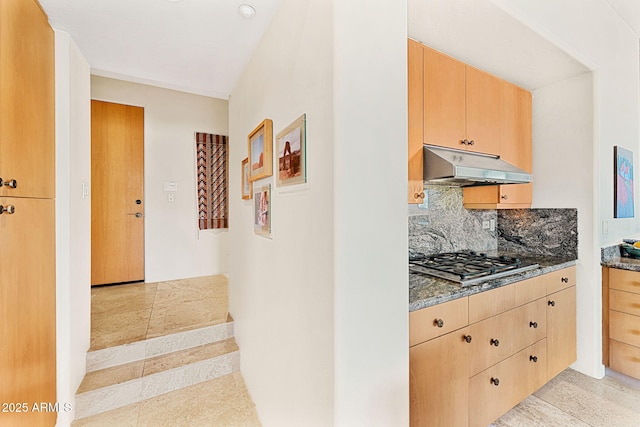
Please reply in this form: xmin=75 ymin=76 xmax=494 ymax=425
xmin=601 ymin=244 xmax=640 ymax=272
xmin=409 ymin=253 xmax=577 ymax=312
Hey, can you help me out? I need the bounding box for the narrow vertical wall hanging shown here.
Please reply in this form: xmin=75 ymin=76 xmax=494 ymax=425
xmin=196 ymin=132 xmax=229 ymax=229
xmin=614 ymin=145 xmax=634 ymax=218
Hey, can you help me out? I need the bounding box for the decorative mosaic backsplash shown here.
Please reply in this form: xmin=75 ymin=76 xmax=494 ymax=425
xmin=409 ymin=186 xmax=578 ymax=260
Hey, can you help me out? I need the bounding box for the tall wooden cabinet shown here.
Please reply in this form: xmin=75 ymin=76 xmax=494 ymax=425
xmin=407 ymin=39 xmax=533 ymax=208
xmin=0 ymin=0 xmax=57 ymax=426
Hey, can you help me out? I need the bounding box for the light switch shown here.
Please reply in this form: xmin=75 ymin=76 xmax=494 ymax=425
xmin=164 ymin=181 xmax=178 ymax=192
xmin=167 ymin=193 xmax=175 ymax=202
xmin=82 ymin=181 xmax=89 ymax=199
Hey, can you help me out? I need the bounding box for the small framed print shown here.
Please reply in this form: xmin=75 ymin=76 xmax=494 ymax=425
xmin=254 ymin=184 xmax=271 ymax=238
xmin=248 ymin=119 xmax=273 ymax=181
xmin=241 ymin=157 xmax=252 ymax=200
xmin=277 ymin=114 xmax=306 ymax=186
xmin=614 ymin=145 xmax=635 ymax=218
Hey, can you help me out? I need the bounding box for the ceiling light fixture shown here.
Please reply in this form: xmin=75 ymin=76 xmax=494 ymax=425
xmin=238 ymin=4 xmax=256 ymax=19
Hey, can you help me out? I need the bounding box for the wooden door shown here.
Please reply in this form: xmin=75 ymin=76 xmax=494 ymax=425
xmin=410 ymin=328 xmax=470 ymax=427
xmin=91 ymin=100 xmax=145 ymax=285
xmin=423 ymin=45 xmax=466 ymax=151
xmin=0 ymin=0 xmax=55 ymax=199
xmin=408 ymin=39 xmax=424 ymax=204
xmin=0 ymin=197 xmax=56 ymax=427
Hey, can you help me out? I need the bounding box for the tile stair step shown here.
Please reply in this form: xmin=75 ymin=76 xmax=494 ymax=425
xmin=76 ymin=319 xmax=239 ymax=420
xmin=71 ymin=372 xmax=260 ymax=427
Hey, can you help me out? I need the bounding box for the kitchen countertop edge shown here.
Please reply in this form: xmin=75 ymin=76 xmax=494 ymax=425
xmin=409 ymin=258 xmax=577 ymax=312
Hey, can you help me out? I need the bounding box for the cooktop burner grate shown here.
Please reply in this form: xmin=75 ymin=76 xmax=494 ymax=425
xmin=409 ymin=251 xmax=539 ymax=286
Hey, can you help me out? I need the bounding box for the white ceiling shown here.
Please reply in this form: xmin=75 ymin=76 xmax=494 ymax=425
xmin=39 ymin=0 xmax=283 ymax=99
xmin=39 ymin=0 xmax=640 ymax=100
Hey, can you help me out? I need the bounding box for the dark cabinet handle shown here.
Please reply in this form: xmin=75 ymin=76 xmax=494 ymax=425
xmin=0 ymin=178 xmax=17 ymax=189
xmin=468 ymin=139 xmax=475 ymax=146
xmin=530 ymin=355 xmax=538 ymax=363
xmin=491 ymin=377 xmax=500 ymax=386
xmin=434 ymin=319 xmax=444 ymax=328
xmin=463 ymin=335 xmax=472 ymax=343
xmin=529 ymin=321 xmax=538 ymax=329
xmin=460 ymin=139 xmax=468 ymax=146
xmin=0 ymin=205 xmax=15 ymax=215
xmin=414 ymin=192 xmax=424 ymax=200
xmin=490 ymin=338 xmax=500 ymax=347
xmin=136 ymin=199 xmax=142 ymax=205
xmin=501 ymin=194 xmax=509 ymax=200
xmin=548 ymin=300 xmax=556 ymax=307
xmin=561 ymin=277 xmax=569 ymax=283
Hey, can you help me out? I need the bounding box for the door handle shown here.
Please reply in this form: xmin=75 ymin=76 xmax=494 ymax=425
xmin=127 ymin=212 xmax=144 ymax=218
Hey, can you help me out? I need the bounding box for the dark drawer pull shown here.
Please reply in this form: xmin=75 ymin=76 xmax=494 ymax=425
xmin=561 ymin=277 xmax=569 ymax=283
xmin=529 ymin=321 xmax=538 ymax=329
xmin=490 ymin=338 xmax=500 ymax=347
xmin=490 ymin=377 xmax=500 ymax=386
xmin=463 ymin=335 xmax=472 ymax=343
xmin=548 ymin=300 xmax=556 ymax=307
xmin=530 ymin=355 xmax=538 ymax=363
xmin=434 ymin=318 xmax=444 ymax=328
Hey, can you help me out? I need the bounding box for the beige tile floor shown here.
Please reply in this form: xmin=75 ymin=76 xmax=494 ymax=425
xmin=90 ymin=275 xmax=230 ymax=350
xmin=496 ymin=368 xmax=640 ymax=426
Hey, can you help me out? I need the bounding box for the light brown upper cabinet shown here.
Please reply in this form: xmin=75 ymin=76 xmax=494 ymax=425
xmin=407 ymin=40 xmax=533 ymax=208
xmin=408 ymin=39 xmax=425 ymax=203
xmin=463 ymin=84 xmax=533 ymax=208
xmin=0 ymin=0 xmax=55 ymax=199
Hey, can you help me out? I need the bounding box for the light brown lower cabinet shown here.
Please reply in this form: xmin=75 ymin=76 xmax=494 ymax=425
xmin=410 ymin=328 xmax=471 ymax=427
xmin=604 ymin=267 xmax=640 ymax=380
xmin=410 ymin=266 xmax=576 ymax=426
xmin=469 ymin=339 xmax=547 ymax=427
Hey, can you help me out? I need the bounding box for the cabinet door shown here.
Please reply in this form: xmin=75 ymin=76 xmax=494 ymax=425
xmin=547 ymin=286 xmax=577 ymax=379
xmin=466 ymin=67 xmax=502 ymax=156
xmin=408 ymin=39 xmax=425 ymax=204
xmin=423 ymin=46 xmax=466 ymax=151
xmin=0 ymin=197 xmax=56 ymax=427
xmin=410 ymin=328 xmax=470 ymax=427
xmin=0 ymin=0 xmax=55 ymax=199
xmin=498 ymin=84 xmax=532 ymax=205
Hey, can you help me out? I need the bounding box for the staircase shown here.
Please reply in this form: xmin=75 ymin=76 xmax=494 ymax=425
xmin=72 ymin=276 xmax=259 ymax=425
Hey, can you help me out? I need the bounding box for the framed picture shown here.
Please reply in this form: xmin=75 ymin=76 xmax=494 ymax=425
xmin=614 ymin=145 xmax=635 ymax=218
xmin=276 ymin=114 xmax=307 ymax=186
xmin=241 ymin=157 xmax=252 ymax=200
xmin=248 ymin=118 xmax=273 ymax=181
xmin=254 ymin=184 xmax=272 ymax=238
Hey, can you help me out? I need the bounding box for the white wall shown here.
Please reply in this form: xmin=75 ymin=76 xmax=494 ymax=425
xmin=55 ymin=30 xmax=92 ymax=426
xmin=228 ymin=0 xmax=335 ymax=424
xmin=91 ymin=77 xmax=229 ymax=282
xmin=532 ymin=73 xmax=599 ymax=376
xmin=492 ymin=0 xmax=640 ymax=378
xmin=332 ymin=0 xmax=408 ymax=425
xmin=229 ymin=0 xmax=408 ymax=425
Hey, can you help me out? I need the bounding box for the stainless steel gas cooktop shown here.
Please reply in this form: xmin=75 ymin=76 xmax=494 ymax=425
xmin=409 ymin=251 xmax=539 ymax=287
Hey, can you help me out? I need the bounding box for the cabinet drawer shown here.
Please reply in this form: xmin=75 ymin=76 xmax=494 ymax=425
xmin=469 ymin=275 xmax=546 ymax=323
xmin=469 ymin=339 xmax=546 ymax=427
xmin=610 ymin=310 xmax=640 ymax=347
xmin=610 ymin=289 xmax=640 ymax=317
xmin=610 ymin=339 xmax=640 ymax=380
xmin=410 ymin=297 xmax=468 ymax=347
xmin=469 ymin=298 xmax=546 ymax=376
xmin=609 ymin=268 xmax=640 ymax=295
xmin=546 ymin=266 xmax=576 ymax=295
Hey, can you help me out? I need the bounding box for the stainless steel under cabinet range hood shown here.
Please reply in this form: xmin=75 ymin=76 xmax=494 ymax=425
xmin=423 ymin=144 xmax=532 ymax=187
